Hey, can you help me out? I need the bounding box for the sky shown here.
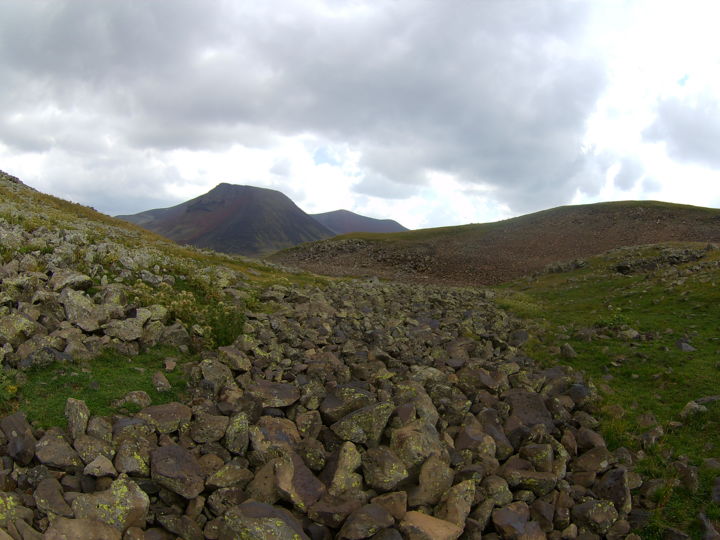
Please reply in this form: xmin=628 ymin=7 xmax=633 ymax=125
xmin=1 ymin=0 xmax=720 ymax=230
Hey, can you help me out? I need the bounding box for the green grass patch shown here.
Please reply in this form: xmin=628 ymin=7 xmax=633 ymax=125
xmin=496 ymin=243 xmax=720 ymax=536
xmin=17 ymin=346 xmax=195 ymax=428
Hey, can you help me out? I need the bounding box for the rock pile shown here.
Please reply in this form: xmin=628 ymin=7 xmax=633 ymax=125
xmin=1 ymin=280 xmax=641 ymax=539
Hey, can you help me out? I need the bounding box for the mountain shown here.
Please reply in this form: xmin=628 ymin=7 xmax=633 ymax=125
xmin=310 ymin=209 xmax=408 ymax=234
xmin=118 ymin=183 xmax=335 ymax=256
xmin=271 ymin=200 xmax=720 ymax=285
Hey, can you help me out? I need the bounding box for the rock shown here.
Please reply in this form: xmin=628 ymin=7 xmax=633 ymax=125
xmin=338 ymin=503 xmax=394 ymax=539
xmin=44 ymin=517 xmax=122 ymax=540
xmin=156 ymin=514 xmax=204 ymax=540
xmin=34 ymin=477 xmax=73 ymax=517
xmin=217 ymin=345 xmax=252 ymax=371
xmin=371 ymin=491 xmax=407 ymax=521
xmin=248 ymin=380 xmax=301 ymax=408
xmin=152 ymin=371 xmax=172 ymax=392
xmin=113 ymin=390 xmax=152 ymax=410
xmin=0 ymin=312 xmax=38 ymax=347
xmin=190 ymin=412 xmax=229 ymax=443
xmin=150 ymin=444 xmax=205 ymax=499
xmin=223 ymin=411 xmax=250 ymax=455
xmin=561 ymin=343 xmax=578 ymax=358
xmin=275 ymin=451 xmax=326 ymax=511
xmin=220 ymin=501 xmax=310 ymax=540
xmin=65 ymin=397 xmax=91 ymax=439
xmin=206 ymin=460 xmax=253 ymax=489
xmin=0 ymin=412 xmax=37 ymax=465
xmin=320 ymin=385 xmax=377 ymax=423
xmin=0 ymin=491 xmax=34 ymax=527
xmin=35 ymin=428 xmax=83 ymax=471
xmin=571 ymin=500 xmax=619 ymax=535
xmin=327 ymin=441 xmax=363 ymax=496
xmin=595 ymin=468 xmax=631 ymax=514
xmin=330 ymin=402 xmax=394 ymax=446
xmin=679 ymin=400 xmax=707 ymax=419
xmin=504 ymin=389 xmax=555 ymax=432
xmin=398 ymin=511 xmax=463 ymax=540
xmin=407 ymin=454 xmax=454 ymax=506
xmin=137 ymin=402 xmax=192 ymax=433
xmin=71 ymin=475 xmax=149 ymax=532
xmin=435 ymin=479 xmax=475 ymax=527
xmin=362 ymin=446 xmax=409 ymax=492
xmin=84 ymin=455 xmax=118 ymax=477
xmin=698 ymin=512 xmax=720 ymax=540
xmin=492 ymin=501 xmax=534 ymax=538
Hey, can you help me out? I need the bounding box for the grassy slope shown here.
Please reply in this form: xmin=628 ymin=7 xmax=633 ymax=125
xmin=495 ymin=242 xmax=720 ymax=538
xmin=0 ymin=174 xmax=326 ymax=425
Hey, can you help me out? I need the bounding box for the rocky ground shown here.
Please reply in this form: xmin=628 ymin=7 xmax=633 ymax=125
xmin=0 ymin=171 xmax=677 ymax=538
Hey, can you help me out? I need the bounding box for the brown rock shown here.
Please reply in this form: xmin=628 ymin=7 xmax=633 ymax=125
xmin=220 ymin=501 xmax=310 ymax=540
xmin=137 ymin=402 xmax=192 ymax=434
xmin=247 ymin=380 xmax=301 ymax=407
xmin=0 ymin=412 xmax=37 ymax=465
xmin=275 ymin=451 xmax=326 ymax=511
xmin=35 ymin=428 xmax=83 ymax=471
xmin=150 ymin=444 xmax=205 ymax=499
xmin=399 ymin=511 xmax=463 ymax=540
xmin=362 ymin=446 xmax=409 ymax=492
xmin=338 ymin=503 xmax=394 ymax=539
xmin=34 ymin=477 xmax=73 ymax=517
xmin=44 ymin=517 xmax=122 ymax=540
xmin=71 ymin=475 xmax=149 ymax=532
xmin=65 ymin=397 xmax=90 ymax=440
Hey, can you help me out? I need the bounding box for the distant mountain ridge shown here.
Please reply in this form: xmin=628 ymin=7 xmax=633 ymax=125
xmin=311 ymin=209 xmax=408 ymax=234
xmin=118 ymin=183 xmax=335 ymax=256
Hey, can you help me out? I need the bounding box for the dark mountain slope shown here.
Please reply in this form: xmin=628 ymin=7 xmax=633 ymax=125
xmin=271 ymin=200 xmax=720 ymax=285
xmin=118 ymin=183 xmax=335 ymax=256
xmin=311 ymin=209 xmax=408 ymax=234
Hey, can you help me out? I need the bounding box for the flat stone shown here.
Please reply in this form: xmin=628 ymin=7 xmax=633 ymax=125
xmin=44 ymin=517 xmax=122 ymax=540
xmin=137 ymin=402 xmax=192 ymax=433
xmin=399 ymin=511 xmax=463 ymax=540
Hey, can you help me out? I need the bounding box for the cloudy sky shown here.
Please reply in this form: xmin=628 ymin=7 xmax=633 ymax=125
xmin=1 ymin=0 xmax=720 ymax=229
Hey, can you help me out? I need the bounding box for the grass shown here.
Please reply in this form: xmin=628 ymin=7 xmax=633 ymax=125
xmin=495 ymin=242 xmax=720 ymax=538
xmin=15 ymin=346 xmax=194 ymax=428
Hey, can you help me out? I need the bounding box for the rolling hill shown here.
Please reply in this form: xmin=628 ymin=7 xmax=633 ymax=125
xmin=118 ymin=183 xmax=335 ymax=256
xmin=310 ymin=209 xmax=408 ymax=234
xmin=270 ymin=200 xmax=720 ymax=285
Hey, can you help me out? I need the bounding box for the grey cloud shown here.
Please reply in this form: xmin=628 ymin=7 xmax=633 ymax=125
xmin=614 ymin=157 xmax=644 ymax=190
xmin=645 ymin=94 xmax=720 ymax=169
xmin=0 ymin=0 xmax=609 ymax=214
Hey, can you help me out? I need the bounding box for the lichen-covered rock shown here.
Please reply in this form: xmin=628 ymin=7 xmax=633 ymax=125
xmin=220 ymin=501 xmax=310 ymax=540
xmin=136 ymin=402 xmax=192 ymax=434
xmin=71 ymin=475 xmax=149 ymax=532
xmin=330 ymin=401 xmax=394 ymax=446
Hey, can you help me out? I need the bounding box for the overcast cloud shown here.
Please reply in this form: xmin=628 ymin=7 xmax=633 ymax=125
xmin=1 ymin=0 xmax=720 ymax=228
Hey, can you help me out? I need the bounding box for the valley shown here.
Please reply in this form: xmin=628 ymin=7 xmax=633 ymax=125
xmin=1 ymin=170 xmax=719 ymax=538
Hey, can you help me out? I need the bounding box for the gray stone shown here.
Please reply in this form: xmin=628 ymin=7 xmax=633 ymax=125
xmin=150 ymin=444 xmax=204 ymax=499
xmin=65 ymin=397 xmax=91 ymax=440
